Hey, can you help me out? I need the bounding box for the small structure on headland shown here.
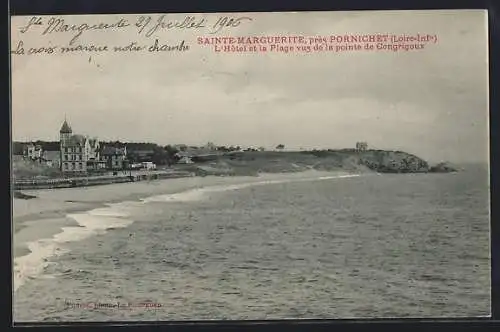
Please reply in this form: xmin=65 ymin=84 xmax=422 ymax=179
xmin=356 ymin=142 xmax=368 ymax=152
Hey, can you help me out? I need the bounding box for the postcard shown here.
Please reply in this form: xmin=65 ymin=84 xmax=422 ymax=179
xmin=11 ymin=10 xmax=490 ymax=322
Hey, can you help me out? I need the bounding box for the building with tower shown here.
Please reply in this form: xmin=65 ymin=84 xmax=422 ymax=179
xmin=59 ymin=119 xmax=104 ymax=174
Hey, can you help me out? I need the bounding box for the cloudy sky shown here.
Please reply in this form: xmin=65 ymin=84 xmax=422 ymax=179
xmin=11 ymin=10 xmax=488 ymax=163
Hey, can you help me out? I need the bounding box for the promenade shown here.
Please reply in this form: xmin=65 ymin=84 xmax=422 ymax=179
xmin=13 ymin=169 xmax=195 ymax=190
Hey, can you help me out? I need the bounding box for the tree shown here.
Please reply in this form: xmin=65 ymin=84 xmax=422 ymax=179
xmin=151 ymin=146 xmax=169 ymax=166
xmin=276 ymin=144 xmax=285 ymax=151
xmin=35 ymin=140 xmax=59 ymax=151
xmin=12 ymin=142 xmax=26 ymax=155
xmin=164 ymin=145 xmax=180 ymax=166
xmin=164 ymin=144 xmax=179 ymax=155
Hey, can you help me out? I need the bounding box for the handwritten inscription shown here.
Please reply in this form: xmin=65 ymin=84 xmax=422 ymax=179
xmin=17 ymin=14 xmax=252 ymax=44
xmin=12 ymin=14 xmax=251 ymax=62
xmin=11 ymin=39 xmax=190 ymax=55
xmin=20 ymin=16 xmax=130 ymax=45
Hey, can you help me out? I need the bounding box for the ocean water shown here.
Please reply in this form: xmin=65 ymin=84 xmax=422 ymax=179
xmin=13 ymin=167 xmax=490 ymax=321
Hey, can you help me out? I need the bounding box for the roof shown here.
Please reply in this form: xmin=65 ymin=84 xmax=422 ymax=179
xmin=64 ymin=134 xmax=86 ymax=146
xmin=129 ymin=150 xmax=154 ymax=156
xmin=60 ymin=120 xmax=72 ymax=133
xmin=88 ymin=139 xmax=99 ymax=148
xmin=101 ymin=146 xmax=127 ymax=156
xmin=175 ymin=151 xmax=192 ymax=157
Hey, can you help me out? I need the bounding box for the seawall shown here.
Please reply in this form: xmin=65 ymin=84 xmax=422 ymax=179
xmin=12 ymin=171 xmax=195 ymax=190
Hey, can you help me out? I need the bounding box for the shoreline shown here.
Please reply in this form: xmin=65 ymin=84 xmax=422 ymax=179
xmin=13 ymin=170 xmax=358 ymax=221
xmin=12 ymin=169 xmax=359 ymax=292
xmin=12 ymin=170 xmax=358 ymax=255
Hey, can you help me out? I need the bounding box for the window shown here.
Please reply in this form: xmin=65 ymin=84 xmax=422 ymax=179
xmin=64 ymin=155 xmax=68 ymax=161
xmin=79 ymin=162 xmax=83 ymax=169
xmin=72 ymin=162 xmax=75 ymax=169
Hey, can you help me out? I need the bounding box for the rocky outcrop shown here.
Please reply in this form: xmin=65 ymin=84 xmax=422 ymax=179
xmin=13 ymin=191 xmax=37 ymax=199
xmin=357 ymin=150 xmax=430 ymax=173
xmin=429 ymin=162 xmax=458 ymax=173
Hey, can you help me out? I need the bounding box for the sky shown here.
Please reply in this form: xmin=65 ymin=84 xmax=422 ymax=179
xmin=10 ymin=10 xmax=489 ymax=163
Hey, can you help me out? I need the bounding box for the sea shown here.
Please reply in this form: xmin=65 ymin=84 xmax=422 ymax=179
xmin=12 ymin=165 xmax=491 ymax=322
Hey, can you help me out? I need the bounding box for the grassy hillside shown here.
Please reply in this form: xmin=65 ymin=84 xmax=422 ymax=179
xmin=186 ymin=149 xmax=433 ymax=175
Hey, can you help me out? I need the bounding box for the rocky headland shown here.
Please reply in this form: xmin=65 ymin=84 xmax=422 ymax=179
xmin=184 ymin=149 xmax=458 ymax=176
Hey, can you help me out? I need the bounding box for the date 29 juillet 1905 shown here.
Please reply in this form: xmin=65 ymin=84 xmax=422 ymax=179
xmin=18 ymin=14 xmax=253 ymax=42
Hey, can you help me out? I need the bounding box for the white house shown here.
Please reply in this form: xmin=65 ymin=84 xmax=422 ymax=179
xmin=25 ymin=144 xmax=43 ymax=160
xmin=141 ymin=161 xmax=156 ymax=170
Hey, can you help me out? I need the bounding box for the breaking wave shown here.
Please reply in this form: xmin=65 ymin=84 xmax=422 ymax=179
xmin=140 ymin=174 xmax=360 ymax=203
